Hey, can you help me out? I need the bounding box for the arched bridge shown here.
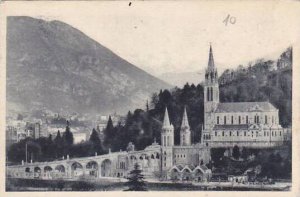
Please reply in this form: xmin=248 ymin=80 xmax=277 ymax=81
xmin=7 ymin=144 xmax=162 ymax=180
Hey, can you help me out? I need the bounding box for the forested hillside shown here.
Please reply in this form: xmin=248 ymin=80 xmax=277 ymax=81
xmin=101 ymin=47 xmax=292 ymax=152
xmin=219 ymin=47 xmax=292 ymax=127
xmin=8 ymin=48 xmax=292 ymax=164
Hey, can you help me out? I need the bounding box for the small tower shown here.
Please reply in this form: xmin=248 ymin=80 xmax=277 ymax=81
xmin=161 ymin=107 xmax=174 ymax=147
xmin=204 ymin=44 xmax=219 ymax=129
xmin=180 ymin=107 xmax=191 ymax=146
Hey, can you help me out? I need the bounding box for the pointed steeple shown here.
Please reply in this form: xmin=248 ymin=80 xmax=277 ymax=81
xmin=163 ymin=107 xmax=171 ymax=127
xmin=181 ymin=106 xmax=190 ymax=129
xmin=208 ymin=43 xmax=215 ymax=70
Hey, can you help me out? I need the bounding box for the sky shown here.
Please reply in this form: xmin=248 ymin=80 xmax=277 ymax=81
xmin=2 ymin=1 xmax=299 ymax=77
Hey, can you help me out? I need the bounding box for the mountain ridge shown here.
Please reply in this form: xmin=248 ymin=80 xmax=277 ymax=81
xmin=7 ymin=16 xmax=171 ymax=116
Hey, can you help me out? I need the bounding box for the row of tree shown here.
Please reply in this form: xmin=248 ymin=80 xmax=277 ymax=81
xmin=7 ymin=122 xmax=104 ymax=163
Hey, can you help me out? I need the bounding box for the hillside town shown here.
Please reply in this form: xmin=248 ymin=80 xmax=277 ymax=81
xmin=6 ymin=46 xmax=292 ymax=191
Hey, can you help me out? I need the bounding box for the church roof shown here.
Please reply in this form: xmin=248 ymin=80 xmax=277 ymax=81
xmin=215 ymin=102 xmax=277 ymax=113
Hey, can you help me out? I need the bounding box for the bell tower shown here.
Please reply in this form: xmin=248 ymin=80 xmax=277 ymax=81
xmin=204 ymin=44 xmax=219 ymax=130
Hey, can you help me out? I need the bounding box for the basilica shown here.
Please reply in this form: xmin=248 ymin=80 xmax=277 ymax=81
xmin=7 ymin=46 xmax=288 ymax=182
xmin=201 ymin=45 xmax=287 ymax=148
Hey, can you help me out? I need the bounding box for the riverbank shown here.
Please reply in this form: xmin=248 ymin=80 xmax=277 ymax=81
xmin=6 ymin=178 xmax=291 ymax=191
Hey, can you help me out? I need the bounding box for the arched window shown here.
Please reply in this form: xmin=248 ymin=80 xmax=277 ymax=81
xmin=231 ymin=116 xmax=234 ymax=124
xmin=265 ymin=115 xmax=268 ymax=124
xmin=207 ymin=87 xmax=210 ymax=101
xmin=230 ymin=131 xmax=232 ymax=136
xmin=217 ymin=116 xmax=219 ymax=124
xmin=224 ymin=116 xmax=227 ymax=125
xmin=238 ymin=116 xmax=241 ymax=124
xmin=222 ymin=131 xmax=224 ymax=136
xmin=246 ymin=116 xmax=249 ymax=124
xmin=210 ymin=87 xmax=213 ymax=101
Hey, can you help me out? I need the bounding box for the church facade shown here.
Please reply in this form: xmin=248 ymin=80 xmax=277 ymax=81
xmin=201 ymin=46 xmax=286 ymax=148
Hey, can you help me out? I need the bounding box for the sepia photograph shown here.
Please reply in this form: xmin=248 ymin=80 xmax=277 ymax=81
xmin=0 ymin=0 xmax=299 ymax=194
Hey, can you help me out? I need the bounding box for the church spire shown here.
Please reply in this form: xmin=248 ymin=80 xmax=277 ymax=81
xmin=181 ymin=106 xmax=190 ymax=129
xmin=163 ymin=107 xmax=171 ymax=127
xmin=208 ymin=43 xmax=215 ymax=70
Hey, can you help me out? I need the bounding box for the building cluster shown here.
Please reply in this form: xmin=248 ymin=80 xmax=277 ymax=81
xmin=6 ymin=46 xmax=291 ymax=183
xmin=6 ymin=112 xmax=126 ymax=148
xmin=6 ymin=120 xmax=42 ymax=148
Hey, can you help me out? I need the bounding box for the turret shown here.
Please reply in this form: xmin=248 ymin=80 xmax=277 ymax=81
xmin=161 ymin=107 xmax=174 ymax=146
xmin=180 ymin=107 xmax=191 ymax=146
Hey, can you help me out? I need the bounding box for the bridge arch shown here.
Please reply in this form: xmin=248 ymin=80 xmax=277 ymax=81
xmin=169 ymin=167 xmax=180 ymax=181
xmin=34 ymin=166 xmax=41 ymax=172
xmin=55 ymin=165 xmax=66 ymax=173
xmin=70 ymin=162 xmax=84 ymax=178
xmin=54 ymin=164 xmax=66 ymax=178
xmin=193 ymin=168 xmax=204 ymax=182
xmin=101 ymin=159 xmax=112 ymax=177
xmin=44 ymin=166 xmax=53 ymax=172
xmin=182 ymin=168 xmax=193 ymax=181
xmin=34 ymin=167 xmax=42 ymax=178
xmin=44 ymin=166 xmax=53 ymax=179
xmin=86 ymin=160 xmax=99 ymax=178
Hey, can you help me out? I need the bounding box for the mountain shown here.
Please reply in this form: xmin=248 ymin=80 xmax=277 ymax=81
xmin=159 ymin=70 xmax=204 ymax=88
xmin=159 ymin=63 xmax=226 ymax=88
xmin=6 ymin=16 xmax=171 ymax=116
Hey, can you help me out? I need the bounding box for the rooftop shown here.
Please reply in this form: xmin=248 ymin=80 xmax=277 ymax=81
xmin=215 ymin=102 xmax=277 ymax=113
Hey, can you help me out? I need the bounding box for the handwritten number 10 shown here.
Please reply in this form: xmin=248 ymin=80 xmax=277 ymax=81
xmin=223 ymin=14 xmax=236 ymax=26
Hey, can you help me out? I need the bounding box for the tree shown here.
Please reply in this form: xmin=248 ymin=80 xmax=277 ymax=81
xmin=241 ymin=147 xmax=250 ymax=160
xmin=125 ymin=163 xmax=147 ymax=191
xmin=63 ymin=121 xmax=74 ymax=146
xmin=53 ymin=130 xmax=64 ymax=158
xmin=232 ymin=145 xmax=240 ymax=160
xmin=103 ymin=116 xmax=115 ymax=147
xmin=89 ymin=128 xmax=103 ymax=155
xmin=106 ymin=116 xmax=114 ymax=131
